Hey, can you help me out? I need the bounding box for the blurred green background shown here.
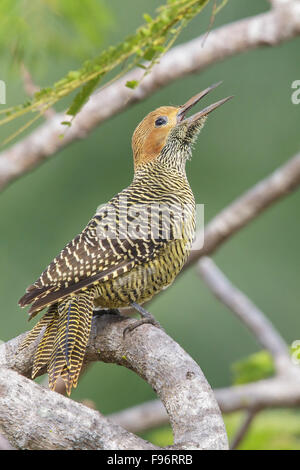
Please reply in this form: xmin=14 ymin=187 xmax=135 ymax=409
xmin=0 ymin=0 xmax=299 ymax=448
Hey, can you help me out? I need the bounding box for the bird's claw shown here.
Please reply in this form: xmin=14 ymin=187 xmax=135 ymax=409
xmin=123 ymin=316 xmax=162 ymax=339
xmin=123 ymin=302 xmax=162 ymax=338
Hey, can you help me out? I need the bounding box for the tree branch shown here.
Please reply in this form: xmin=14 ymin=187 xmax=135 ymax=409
xmin=107 ymin=253 xmax=300 ymax=433
xmin=106 ymin=247 xmax=300 ymax=436
xmin=108 ymin=241 xmax=300 ymax=433
xmin=229 ymin=409 xmax=258 ymax=450
xmin=0 ymin=313 xmax=228 ymax=450
xmin=0 ymin=0 xmax=299 ymax=191
xmin=20 ymin=64 xmax=56 ymax=120
xmin=108 ymin=369 xmax=300 ymax=434
xmin=215 ymin=372 xmax=300 ymax=413
xmin=0 ymin=367 xmax=158 ymax=451
xmin=197 ymin=257 xmax=290 ymax=374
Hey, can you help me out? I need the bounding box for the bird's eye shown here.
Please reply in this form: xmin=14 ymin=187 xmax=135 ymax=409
xmin=155 ymin=116 xmax=168 ymax=127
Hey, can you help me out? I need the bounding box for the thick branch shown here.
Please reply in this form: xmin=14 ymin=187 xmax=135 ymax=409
xmin=215 ymin=373 xmax=300 ymax=413
xmin=0 ymin=1 xmax=300 ymax=191
xmin=108 ymin=369 xmax=300 ymax=434
xmin=0 ymin=313 xmax=228 ymax=450
xmin=0 ymin=367 xmax=157 ymax=450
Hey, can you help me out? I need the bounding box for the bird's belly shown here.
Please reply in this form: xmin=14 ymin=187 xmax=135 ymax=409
xmin=93 ymin=240 xmax=189 ymax=308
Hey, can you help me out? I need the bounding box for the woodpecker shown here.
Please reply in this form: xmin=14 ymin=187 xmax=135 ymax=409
xmin=19 ymin=82 xmax=232 ymax=395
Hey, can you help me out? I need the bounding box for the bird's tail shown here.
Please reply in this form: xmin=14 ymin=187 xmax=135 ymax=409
xmin=19 ymin=289 xmax=95 ymax=395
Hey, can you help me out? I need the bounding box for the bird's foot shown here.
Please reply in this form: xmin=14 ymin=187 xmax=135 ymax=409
xmin=123 ymin=302 xmax=162 ymax=338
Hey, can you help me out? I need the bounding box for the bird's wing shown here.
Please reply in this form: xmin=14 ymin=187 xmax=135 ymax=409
xmin=19 ymin=200 xmax=176 ymax=314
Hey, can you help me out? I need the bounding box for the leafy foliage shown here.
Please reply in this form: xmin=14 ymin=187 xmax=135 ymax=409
xmin=231 ymin=350 xmax=275 ymax=385
xmin=231 ymin=343 xmax=299 ymax=385
xmin=0 ymin=0 xmax=112 ymax=67
xmin=0 ymin=0 xmax=226 ymax=143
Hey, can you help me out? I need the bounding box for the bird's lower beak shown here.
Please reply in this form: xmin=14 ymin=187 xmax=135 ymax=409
xmin=177 ymin=82 xmax=233 ymax=124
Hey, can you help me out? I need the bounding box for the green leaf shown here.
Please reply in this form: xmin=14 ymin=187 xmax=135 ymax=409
xmin=231 ymin=350 xmax=275 ymax=385
xmin=143 ymin=13 xmax=153 ymax=24
xmin=125 ymin=80 xmax=139 ymax=89
xmin=67 ymin=76 xmax=101 ymax=117
xmin=143 ymin=48 xmax=157 ymax=61
xmin=137 ymin=63 xmax=147 ymax=70
xmin=67 ymin=71 xmax=81 ymax=80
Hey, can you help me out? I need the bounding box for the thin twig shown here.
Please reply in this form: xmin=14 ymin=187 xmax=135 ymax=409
xmin=230 ymin=408 xmax=258 ymax=450
xmin=197 ymin=257 xmax=290 ymax=373
xmin=20 ymin=64 xmax=55 ymax=120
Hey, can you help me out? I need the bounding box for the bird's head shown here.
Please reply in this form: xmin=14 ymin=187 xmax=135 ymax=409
xmin=132 ymin=82 xmax=232 ymax=172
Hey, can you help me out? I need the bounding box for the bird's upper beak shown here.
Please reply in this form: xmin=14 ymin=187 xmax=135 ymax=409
xmin=176 ymin=82 xmax=233 ymax=124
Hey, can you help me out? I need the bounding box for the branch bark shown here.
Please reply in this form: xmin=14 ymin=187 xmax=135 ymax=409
xmin=0 ymin=0 xmax=299 ymax=191
xmin=0 ymin=367 xmax=157 ymax=451
xmin=0 ymin=313 xmax=228 ymax=450
xmin=108 ymin=370 xmax=300 ymax=434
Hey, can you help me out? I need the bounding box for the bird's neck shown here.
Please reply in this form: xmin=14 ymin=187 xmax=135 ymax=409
xmin=157 ymin=144 xmax=191 ymax=174
xmin=133 ymin=159 xmax=188 ymax=185
xmin=131 ymin=160 xmax=194 ymax=206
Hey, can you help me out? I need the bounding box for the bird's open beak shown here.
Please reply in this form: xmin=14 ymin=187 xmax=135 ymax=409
xmin=177 ymin=82 xmax=233 ymax=124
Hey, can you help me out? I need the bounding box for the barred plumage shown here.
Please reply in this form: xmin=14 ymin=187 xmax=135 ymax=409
xmin=19 ymin=85 xmax=232 ymax=394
